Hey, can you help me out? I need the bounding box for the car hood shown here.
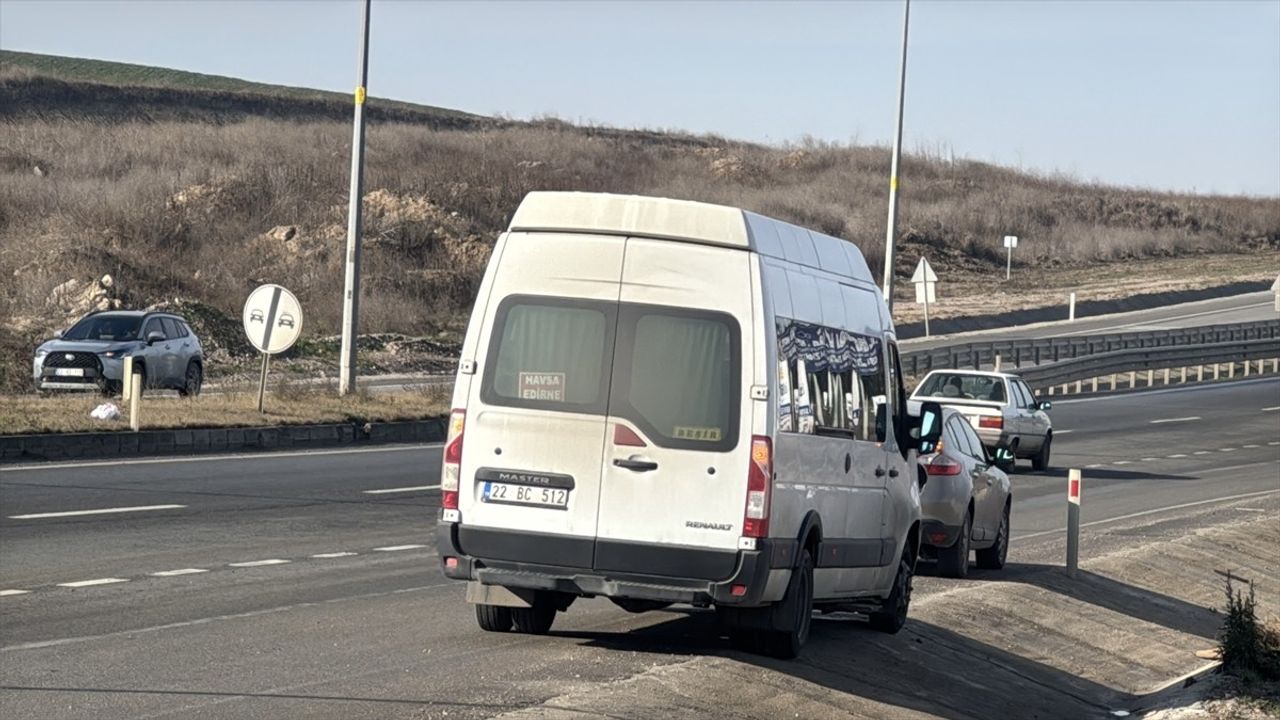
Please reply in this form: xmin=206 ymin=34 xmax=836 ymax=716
xmin=38 ymin=340 xmax=139 ymax=355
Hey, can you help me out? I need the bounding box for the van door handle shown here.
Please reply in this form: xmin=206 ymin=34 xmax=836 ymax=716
xmin=613 ymin=458 xmax=658 ymax=472
xmin=875 ymin=467 xmax=886 ymax=477
xmin=888 ymin=469 xmax=900 ymax=478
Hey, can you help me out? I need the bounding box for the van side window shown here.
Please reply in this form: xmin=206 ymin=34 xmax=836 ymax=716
xmin=776 ymin=318 xmax=883 ymax=442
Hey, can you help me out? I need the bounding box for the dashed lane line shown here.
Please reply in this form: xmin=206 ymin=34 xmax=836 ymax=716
xmin=1220 ymin=448 xmax=1237 ymax=453
xmin=58 ymin=578 xmax=129 ymax=588
xmin=311 ymin=552 xmax=357 ymax=559
xmin=150 ymin=569 xmax=209 ymax=577
xmin=1 ymin=443 xmax=441 ymax=473
xmin=1262 ymin=406 xmax=1280 ymax=412
xmin=373 ymin=544 xmax=428 ymax=552
xmin=0 ymin=590 xmax=30 ymax=597
xmin=1194 ymin=451 xmax=1211 ymax=455
xmin=228 ymin=559 xmax=290 ymax=568
xmin=1168 ymin=454 xmax=1188 ymax=458
xmin=1149 ymin=416 xmax=1201 ymax=425
xmin=363 ymin=485 xmax=441 ymax=495
xmin=8 ymin=504 xmax=186 ymax=520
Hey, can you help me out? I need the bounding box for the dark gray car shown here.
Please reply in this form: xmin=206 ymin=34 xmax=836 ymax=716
xmin=33 ymin=311 xmax=204 ymax=396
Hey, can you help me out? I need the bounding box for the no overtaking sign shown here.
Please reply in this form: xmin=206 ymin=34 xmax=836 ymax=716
xmin=243 ymin=284 xmax=303 ymax=355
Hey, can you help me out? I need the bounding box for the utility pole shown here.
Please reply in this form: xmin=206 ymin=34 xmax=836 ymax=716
xmin=339 ymin=0 xmax=372 ymax=396
xmin=880 ymin=0 xmax=911 ymax=312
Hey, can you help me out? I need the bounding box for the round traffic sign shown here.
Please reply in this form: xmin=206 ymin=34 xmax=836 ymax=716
xmin=242 ymin=284 xmax=303 ymax=354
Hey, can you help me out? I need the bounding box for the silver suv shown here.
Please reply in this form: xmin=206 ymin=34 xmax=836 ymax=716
xmin=33 ymin=311 xmax=204 ymax=396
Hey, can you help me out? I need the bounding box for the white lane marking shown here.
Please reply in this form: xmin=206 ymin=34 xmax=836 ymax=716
xmin=1015 ymin=487 xmax=1280 ymax=543
xmin=1086 ymin=463 xmax=1103 ymax=469
xmin=228 ymin=559 xmax=289 ymax=567
xmin=1220 ymin=448 xmax=1236 ymax=452
xmin=1168 ymin=454 xmax=1188 ymax=458
xmin=363 ymin=485 xmax=441 ymax=495
xmin=1052 ymin=377 xmax=1279 ymax=405
xmin=1055 ymin=429 xmax=1074 ymax=435
xmin=311 ymin=552 xmax=357 ymax=559
xmin=1113 ymin=460 xmax=1132 ymax=465
xmin=150 ymin=568 xmax=208 ymax=577
xmin=1261 ymin=406 xmax=1280 ymax=412
xmin=1194 ymin=451 xmax=1211 ymax=455
xmin=1269 ymin=441 xmax=1280 ymax=446
xmin=1 ymin=443 xmax=442 ymax=473
xmin=1141 ymin=457 xmax=1159 ymax=462
xmin=9 ymin=504 xmax=186 ymax=520
xmin=0 ymin=590 xmax=30 ymax=597
xmin=1243 ymin=444 xmax=1260 ymax=449
xmin=373 ymin=544 xmax=427 ymax=552
xmin=58 ymin=578 xmax=129 ymax=588
xmin=1150 ymin=416 xmax=1200 ymax=425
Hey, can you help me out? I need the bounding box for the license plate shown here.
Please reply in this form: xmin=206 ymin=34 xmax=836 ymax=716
xmin=482 ymin=482 xmax=569 ymax=509
xmin=55 ymin=368 xmax=85 ymax=377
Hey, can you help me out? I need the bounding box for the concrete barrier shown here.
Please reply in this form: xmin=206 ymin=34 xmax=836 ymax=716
xmin=0 ymin=418 xmax=445 ymax=464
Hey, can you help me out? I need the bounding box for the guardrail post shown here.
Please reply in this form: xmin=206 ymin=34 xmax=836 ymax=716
xmin=1273 ymin=358 xmax=1279 ymax=374
xmin=1128 ymin=371 xmax=1136 ymax=388
xmin=1228 ymin=362 xmax=1235 ymax=379
xmin=1146 ymin=369 xmax=1154 ymax=386
xmin=1244 ymin=360 xmax=1251 ymax=377
xmin=1076 ymin=379 xmax=1083 ymax=394
xmin=1067 ymin=469 xmax=1082 ymax=579
xmin=1180 ymin=366 xmax=1187 ymax=384
xmin=1214 ymin=363 xmax=1221 ymax=381
xmin=1163 ymin=368 xmax=1170 ymax=385
xmin=1197 ymin=365 xmax=1204 ymax=382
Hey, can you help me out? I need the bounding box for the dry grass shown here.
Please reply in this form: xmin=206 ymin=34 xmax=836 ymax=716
xmin=0 ymin=386 xmax=448 ymax=435
xmin=1 ymin=68 xmax=1277 ymax=394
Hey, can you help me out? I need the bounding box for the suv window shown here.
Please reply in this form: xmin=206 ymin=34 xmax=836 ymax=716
xmin=777 ymin=318 xmax=884 ymax=442
xmin=161 ymin=318 xmax=183 ymax=339
xmin=143 ymin=317 xmax=168 ymax=341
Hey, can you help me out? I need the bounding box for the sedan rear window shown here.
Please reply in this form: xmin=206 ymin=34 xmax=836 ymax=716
xmin=917 ymin=373 xmax=1006 ymax=403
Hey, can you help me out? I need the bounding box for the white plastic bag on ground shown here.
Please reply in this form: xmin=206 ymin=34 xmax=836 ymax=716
xmin=90 ymin=402 xmax=121 ymax=421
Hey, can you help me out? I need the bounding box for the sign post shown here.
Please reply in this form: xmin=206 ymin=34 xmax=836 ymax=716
xmin=911 ymin=257 xmax=938 ymax=336
xmin=1066 ymin=468 xmax=1082 ymax=578
xmin=1002 ymin=235 xmax=1018 ymax=281
xmin=1272 ymin=274 xmax=1279 ymax=312
xmin=243 ymin=284 xmax=304 ymax=414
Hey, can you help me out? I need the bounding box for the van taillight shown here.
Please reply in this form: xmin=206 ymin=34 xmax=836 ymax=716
xmin=979 ymin=416 xmax=1003 ymax=429
xmin=441 ymin=409 xmax=465 ymax=511
xmin=743 ymin=436 xmax=772 ymax=538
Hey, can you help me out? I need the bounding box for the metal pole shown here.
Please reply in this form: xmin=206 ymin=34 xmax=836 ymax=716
xmin=257 ymin=352 xmax=271 ymax=413
xmin=880 ymin=0 xmax=910 ymax=312
xmin=339 ymin=0 xmax=372 ymax=396
xmin=1069 ymin=292 xmax=1076 ymax=321
xmin=1066 ymin=468 xmax=1081 ymax=578
xmin=1006 ymin=246 xmax=1012 ymax=281
xmin=923 ymin=289 xmax=930 ymax=337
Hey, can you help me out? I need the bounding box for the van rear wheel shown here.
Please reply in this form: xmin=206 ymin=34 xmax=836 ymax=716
xmin=475 ymin=604 xmax=513 ymax=632
xmin=510 ymin=594 xmax=557 ymax=635
xmin=730 ymin=549 xmax=813 ymax=659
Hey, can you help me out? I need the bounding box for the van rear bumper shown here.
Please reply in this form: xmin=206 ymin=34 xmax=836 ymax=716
xmin=437 ymin=523 xmax=780 ymax=607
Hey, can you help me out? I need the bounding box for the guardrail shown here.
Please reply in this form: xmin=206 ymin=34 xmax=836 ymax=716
xmin=902 ymin=320 xmax=1280 ymax=377
xmin=1020 ymin=338 xmax=1280 ymax=394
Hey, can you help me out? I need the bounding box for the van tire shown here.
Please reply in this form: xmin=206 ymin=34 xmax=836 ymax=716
xmin=731 ymin=549 xmax=813 ymax=659
xmin=869 ymin=548 xmax=914 ymax=634
xmin=976 ymin=503 xmax=1010 ymax=570
xmin=475 ymin=604 xmax=513 ymax=633
xmin=510 ymin=595 xmax=557 ymax=635
xmin=937 ymin=512 xmax=970 ymax=579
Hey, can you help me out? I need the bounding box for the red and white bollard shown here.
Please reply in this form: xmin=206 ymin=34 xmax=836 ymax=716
xmin=1067 ymin=468 xmax=1082 ymax=578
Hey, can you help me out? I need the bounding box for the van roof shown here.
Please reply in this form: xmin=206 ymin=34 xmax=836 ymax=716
xmin=508 ymin=192 xmax=875 ymax=285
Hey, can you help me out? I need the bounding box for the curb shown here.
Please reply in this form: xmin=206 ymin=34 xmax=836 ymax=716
xmin=0 ymin=418 xmax=446 ymax=464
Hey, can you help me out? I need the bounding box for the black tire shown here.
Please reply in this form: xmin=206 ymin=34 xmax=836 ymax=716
xmin=178 ymin=362 xmax=202 ymax=398
xmin=937 ymin=511 xmax=971 ymax=579
xmin=976 ymin=502 xmax=1011 ymax=570
xmin=510 ymin=595 xmax=557 ymax=635
xmin=730 ymin=549 xmax=814 ymax=659
xmin=475 ymin=604 xmax=513 ymax=633
xmin=869 ymin=547 xmax=914 ymax=634
xmin=1032 ymin=434 xmax=1052 ymax=472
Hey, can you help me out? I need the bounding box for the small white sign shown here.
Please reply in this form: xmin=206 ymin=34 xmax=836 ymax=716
xmin=1003 ymin=235 xmax=1019 ymax=249
xmin=915 ymin=281 xmax=936 ymax=304
xmin=910 ymin=257 xmax=938 ymax=284
xmin=243 ymin=284 xmax=303 ymax=355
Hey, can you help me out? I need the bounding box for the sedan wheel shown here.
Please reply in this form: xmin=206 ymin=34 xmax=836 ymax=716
xmin=976 ymin=503 xmax=1010 ymax=570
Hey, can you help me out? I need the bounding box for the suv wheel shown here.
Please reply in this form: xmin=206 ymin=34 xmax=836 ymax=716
xmin=869 ymin=547 xmax=914 ymax=634
xmin=937 ymin=512 xmax=971 ymax=579
xmin=178 ymin=362 xmax=202 ymax=398
xmin=976 ymin=503 xmax=1010 ymax=570
xmin=1031 ymin=434 xmax=1052 ymax=472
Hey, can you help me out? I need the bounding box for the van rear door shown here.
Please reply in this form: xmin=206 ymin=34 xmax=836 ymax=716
xmin=592 ymin=239 xmax=754 ymax=579
xmin=457 ymin=232 xmax=623 ymax=569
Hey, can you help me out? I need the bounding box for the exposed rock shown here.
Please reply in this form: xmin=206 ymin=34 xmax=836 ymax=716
xmin=779 ymin=150 xmax=811 ymax=169
xmin=46 ymin=275 xmax=122 ymax=320
xmin=266 ymin=225 xmax=297 ymax=242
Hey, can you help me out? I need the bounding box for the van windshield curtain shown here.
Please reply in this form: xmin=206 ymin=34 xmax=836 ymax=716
xmin=491 ymin=304 xmax=607 ymax=405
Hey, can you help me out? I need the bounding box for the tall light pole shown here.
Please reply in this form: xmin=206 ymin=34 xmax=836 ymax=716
xmin=339 ymin=0 xmax=372 ymax=396
xmin=881 ymin=0 xmax=910 ymax=313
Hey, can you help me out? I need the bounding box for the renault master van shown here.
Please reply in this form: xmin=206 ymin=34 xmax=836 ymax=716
xmin=437 ymin=192 xmax=942 ymax=658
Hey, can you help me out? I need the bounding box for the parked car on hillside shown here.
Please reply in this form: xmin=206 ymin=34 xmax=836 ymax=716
xmin=33 ymin=310 xmax=205 ymax=397
xmin=910 ymin=369 xmax=1053 ymax=472
xmin=918 ymin=407 xmax=1013 ymax=578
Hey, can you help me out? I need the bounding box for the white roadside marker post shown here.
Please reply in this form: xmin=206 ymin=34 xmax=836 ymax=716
xmin=1069 ymin=291 xmax=1076 ymax=321
xmin=1067 ymin=468 xmax=1082 ymax=579
xmin=122 ymin=355 xmax=141 ymax=431
xmin=1003 ymin=235 xmax=1018 ymax=281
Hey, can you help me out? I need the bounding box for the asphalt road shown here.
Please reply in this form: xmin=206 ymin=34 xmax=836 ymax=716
xmin=1 ymin=378 xmax=1278 ymax=719
xmin=902 ymin=290 xmax=1277 ymax=351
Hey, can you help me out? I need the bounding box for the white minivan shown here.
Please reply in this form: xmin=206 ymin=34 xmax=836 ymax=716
xmin=436 ymin=192 xmax=942 ymax=658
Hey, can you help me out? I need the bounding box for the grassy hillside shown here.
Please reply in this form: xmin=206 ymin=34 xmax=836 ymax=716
xmin=0 ymin=52 xmax=1277 ymax=393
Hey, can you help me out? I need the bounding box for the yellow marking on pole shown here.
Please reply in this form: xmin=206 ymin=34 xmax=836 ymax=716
xmin=355 ymin=86 xmax=367 ymax=105
xmin=890 ymin=176 xmax=899 ymax=191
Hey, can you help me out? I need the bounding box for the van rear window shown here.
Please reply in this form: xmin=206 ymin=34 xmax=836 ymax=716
xmin=480 ymin=296 xmax=740 ymax=451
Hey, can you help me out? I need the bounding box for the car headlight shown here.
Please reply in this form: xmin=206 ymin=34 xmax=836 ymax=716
xmin=34 ymin=349 xmax=48 ymax=360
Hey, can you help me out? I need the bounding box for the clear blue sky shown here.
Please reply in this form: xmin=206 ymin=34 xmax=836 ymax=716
xmin=3 ymin=0 xmax=1278 ymax=196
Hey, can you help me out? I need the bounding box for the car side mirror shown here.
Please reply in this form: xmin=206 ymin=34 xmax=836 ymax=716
xmin=53 ymin=330 xmax=63 ymax=339
xmin=994 ymin=447 xmax=1015 ymax=463
xmin=146 ymin=331 xmax=165 ymax=345
xmin=909 ymin=400 xmax=943 ymax=453
xmin=1036 ymin=400 xmax=1052 ymax=411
